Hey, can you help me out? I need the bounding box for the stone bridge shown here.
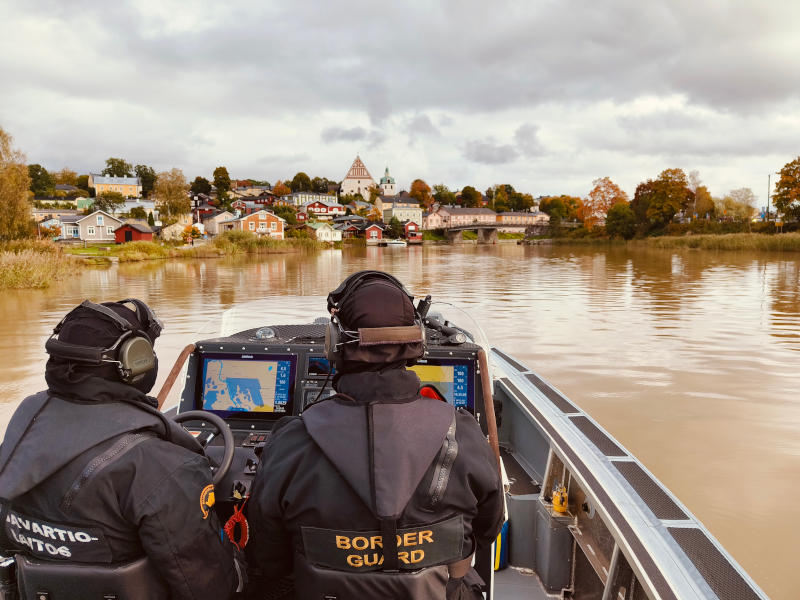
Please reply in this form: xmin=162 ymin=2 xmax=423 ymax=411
xmin=442 ymin=223 xmax=555 ymax=243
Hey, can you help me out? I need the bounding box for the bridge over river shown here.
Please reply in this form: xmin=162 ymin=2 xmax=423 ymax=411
xmin=441 ymin=221 xmax=578 ymax=243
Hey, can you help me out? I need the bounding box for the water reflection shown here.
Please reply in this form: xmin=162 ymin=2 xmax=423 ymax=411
xmin=1 ymin=245 xmax=799 ymax=598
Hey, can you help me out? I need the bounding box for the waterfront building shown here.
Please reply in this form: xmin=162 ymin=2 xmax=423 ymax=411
xmin=114 ymin=221 xmax=154 ymax=243
xmin=88 ymin=174 xmax=142 ymax=198
xmin=220 ymin=209 xmax=285 ymax=239
xmin=60 ymin=210 xmax=122 ymax=242
xmin=340 ymin=156 xmax=376 ymax=198
xmin=304 ymin=222 xmax=343 ymax=242
xmin=202 ymin=210 xmax=235 ymax=237
xmin=423 ymin=205 xmax=496 ymax=229
xmin=495 ymin=211 xmax=549 ymax=228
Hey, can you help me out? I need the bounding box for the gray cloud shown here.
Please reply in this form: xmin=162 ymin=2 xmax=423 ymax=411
xmin=514 ymin=124 xmax=545 ymax=157
xmin=321 ymin=126 xmax=369 ymax=143
xmin=406 ymin=114 xmax=441 ymax=138
xmin=463 ymin=138 xmax=519 ymax=165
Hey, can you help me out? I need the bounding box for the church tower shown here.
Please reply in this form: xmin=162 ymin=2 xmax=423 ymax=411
xmin=379 ymin=166 xmax=396 ymax=197
xmin=340 ymin=156 xmax=376 ymax=198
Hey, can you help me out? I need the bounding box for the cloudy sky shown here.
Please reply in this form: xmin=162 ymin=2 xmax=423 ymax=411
xmin=2 ymin=0 xmax=799 ymax=204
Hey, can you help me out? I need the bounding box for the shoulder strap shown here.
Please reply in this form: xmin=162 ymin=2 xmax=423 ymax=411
xmin=427 ymin=412 xmax=458 ymax=508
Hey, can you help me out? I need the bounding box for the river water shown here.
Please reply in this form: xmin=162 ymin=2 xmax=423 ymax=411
xmin=1 ymin=243 xmax=797 ymax=598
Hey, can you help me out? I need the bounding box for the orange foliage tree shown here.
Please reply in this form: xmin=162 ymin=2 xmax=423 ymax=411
xmin=272 ymin=181 xmax=291 ymax=196
xmin=584 ymin=177 xmax=628 ymax=229
xmin=409 ymin=179 xmax=433 ymax=210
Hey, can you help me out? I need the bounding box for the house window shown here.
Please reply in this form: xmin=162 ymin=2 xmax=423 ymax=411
xmin=88 ymin=226 xmax=95 ymax=235
xmin=259 ymin=212 xmax=266 ymax=219
xmin=258 ymin=223 xmax=266 ymax=231
xmin=249 ymin=222 xmax=255 ymax=231
xmin=107 ymin=226 xmax=114 ymax=235
xmin=369 ymin=230 xmax=377 ymax=239
xmin=97 ymin=215 xmax=104 ymax=225
xmin=270 ymin=222 xmax=277 ymax=230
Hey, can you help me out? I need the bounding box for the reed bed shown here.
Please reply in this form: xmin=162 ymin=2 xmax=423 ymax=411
xmin=0 ymin=247 xmax=83 ymax=289
xmin=645 ymin=233 xmax=800 ymax=251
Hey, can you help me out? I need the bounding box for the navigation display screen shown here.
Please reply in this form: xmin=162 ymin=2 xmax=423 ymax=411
xmin=307 ymin=356 xmax=335 ymax=376
xmin=408 ymin=358 xmax=474 ymax=410
xmin=200 ymin=353 xmax=296 ymax=417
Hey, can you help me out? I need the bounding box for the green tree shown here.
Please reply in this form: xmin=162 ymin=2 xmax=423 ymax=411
xmin=271 ymin=204 xmax=297 ymax=225
xmin=605 ymin=203 xmax=636 ymax=239
xmin=190 ymin=176 xmax=212 ymax=195
xmin=433 ymin=184 xmax=456 ymax=205
xmin=102 ymin=157 xmax=133 ymax=177
xmin=213 ymin=166 xmax=231 ymax=195
xmin=492 ymin=186 xmax=509 ymax=212
xmin=1 ymin=128 xmax=33 ymax=240
xmin=646 ymin=168 xmax=691 ymax=226
xmin=388 ymin=216 xmax=404 ymax=238
xmin=147 ymin=212 xmax=155 ymax=227
xmin=290 ymin=172 xmax=312 ymax=192
xmin=135 ymin=164 xmax=156 ymax=197
xmin=28 ymin=164 xmax=54 ymax=197
xmin=631 ymin=181 xmax=656 ymax=227
xmin=129 ymin=206 xmax=148 ymax=220
xmin=459 ymin=186 xmax=481 ymax=208
xmin=94 ymin=191 xmax=126 ymax=213
xmin=76 ymin=174 xmax=90 ymax=193
xmin=773 ymin=156 xmax=800 ymax=221
xmin=368 ymin=184 xmax=382 ymax=202
xmin=154 ymin=168 xmax=189 ymax=225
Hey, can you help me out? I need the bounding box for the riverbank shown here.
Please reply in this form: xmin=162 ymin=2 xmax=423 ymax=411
xmin=0 ymin=233 xmax=327 ymax=289
xmin=544 ymin=232 xmax=800 ymax=251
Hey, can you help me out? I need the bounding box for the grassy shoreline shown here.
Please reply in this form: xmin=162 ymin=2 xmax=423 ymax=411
xmin=546 ymin=232 xmax=800 ymax=251
xmin=0 ymin=240 xmax=84 ymax=289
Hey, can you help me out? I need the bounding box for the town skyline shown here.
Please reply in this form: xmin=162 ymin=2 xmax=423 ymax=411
xmin=2 ymin=1 xmax=800 ymax=204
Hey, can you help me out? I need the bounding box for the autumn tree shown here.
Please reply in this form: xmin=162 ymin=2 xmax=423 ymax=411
xmin=773 ymin=156 xmax=800 ymax=220
xmin=693 ymin=185 xmax=715 ymax=219
xmin=154 ymin=168 xmax=189 ymax=225
xmin=290 ymin=172 xmax=312 ymax=192
xmin=368 ymin=184 xmax=382 ymax=202
xmin=492 ymin=186 xmax=509 ymax=212
xmin=135 ymin=164 xmax=157 ymax=197
xmin=102 ymin=157 xmax=133 ymax=177
xmin=54 ymin=168 xmax=78 ymax=186
xmin=409 ymin=179 xmax=433 ymax=209
xmin=460 ymin=186 xmax=481 ymax=208
xmin=605 ymin=203 xmax=636 ymax=239
xmin=728 ymin=187 xmax=757 ymax=208
xmin=540 ymin=195 xmax=584 ymax=221
xmin=213 ymin=166 xmax=231 ymax=195
xmin=94 ymin=191 xmax=125 ymax=213
xmin=645 ymin=168 xmax=691 ymax=227
xmin=272 ymin=181 xmax=291 ymax=196
xmin=190 ymin=176 xmax=212 ymax=195
xmin=28 ymin=164 xmax=54 ymax=197
xmin=433 ymin=184 xmax=456 ymax=205
xmin=584 ymin=177 xmax=628 ymax=229
xmin=0 ymin=128 xmax=33 ymax=240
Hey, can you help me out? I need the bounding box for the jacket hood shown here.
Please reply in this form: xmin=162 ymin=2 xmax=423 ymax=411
xmin=303 ymin=370 xmax=455 ymax=519
xmin=0 ymin=390 xmax=202 ymax=501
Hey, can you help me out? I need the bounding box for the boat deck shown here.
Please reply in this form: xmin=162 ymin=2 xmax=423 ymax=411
xmin=495 ymin=567 xmax=551 ymax=599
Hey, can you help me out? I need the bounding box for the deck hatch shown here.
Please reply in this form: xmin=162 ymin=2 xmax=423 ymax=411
xmin=525 ymin=373 xmax=579 ymax=413
xmin=569 ymin=416 xmax=627 ymax=457
xmin=491 ymin=348 xmax=529 ymax=373
xmin=668 ymin=528 xmax=761 ymax=600
xmin=613 ymin=462 xmax=687 ymax=520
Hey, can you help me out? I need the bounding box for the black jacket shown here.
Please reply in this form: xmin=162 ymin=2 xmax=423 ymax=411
xmin=246 ymin=368 xmax=503 ymax=599
xmin=0 ymin=375 xmax=238 ymax=600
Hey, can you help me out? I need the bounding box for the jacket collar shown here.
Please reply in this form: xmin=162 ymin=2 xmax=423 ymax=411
xmin=334 ymin=368 xmax=421 ymax=404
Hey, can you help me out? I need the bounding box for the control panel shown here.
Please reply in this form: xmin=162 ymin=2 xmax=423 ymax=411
xmin=178 ymin=323 xmax=486 ymax=503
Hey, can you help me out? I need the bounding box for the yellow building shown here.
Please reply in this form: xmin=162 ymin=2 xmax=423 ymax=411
xmin=89 ymin=174 xmax=142 ymax=198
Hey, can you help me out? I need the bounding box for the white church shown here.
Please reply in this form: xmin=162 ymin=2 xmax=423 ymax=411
xmin=340 ymin=156 xmax=396 ymax=198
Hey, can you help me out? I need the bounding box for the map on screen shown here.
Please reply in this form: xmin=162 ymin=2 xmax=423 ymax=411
xmin=202 ymin=358 xmax=292 ymax=413
xmin=408 ymin=362 xmax=471 ymax=409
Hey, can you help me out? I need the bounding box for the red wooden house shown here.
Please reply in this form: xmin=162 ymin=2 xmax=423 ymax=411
xmin=404 ymin=220 xmax=422 ymax=243
xmin=114 ymin=222 xmax=154 ymax=244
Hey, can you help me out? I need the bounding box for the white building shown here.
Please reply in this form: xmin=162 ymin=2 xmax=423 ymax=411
xmin=340 ymin=156 xmax=375 ymax=198
xmin=379 ymin=167 xmax=396 ymax=196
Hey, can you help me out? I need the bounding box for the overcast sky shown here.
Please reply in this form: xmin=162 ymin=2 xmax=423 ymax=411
xmin=2 ymin=0 xmax=799 ymax=204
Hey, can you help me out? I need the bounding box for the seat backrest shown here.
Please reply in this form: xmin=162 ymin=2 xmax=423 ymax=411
xmin=16 ymin=554 xmax=169 ymax=600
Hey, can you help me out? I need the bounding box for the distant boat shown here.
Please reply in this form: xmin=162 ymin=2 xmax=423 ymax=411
xmin=384 ymin=239 xmax=407 ymax=247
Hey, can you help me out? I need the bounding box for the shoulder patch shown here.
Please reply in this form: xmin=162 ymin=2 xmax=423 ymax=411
xmin=200 ymin=484 xmax=215 ymax=519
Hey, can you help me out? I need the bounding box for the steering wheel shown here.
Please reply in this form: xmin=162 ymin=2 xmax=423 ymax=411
xmin=173 ymin=410 xmax=235 ymax=486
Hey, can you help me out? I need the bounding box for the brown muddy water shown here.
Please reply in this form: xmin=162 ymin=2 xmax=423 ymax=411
xmin=1 ymin=244 xmax=798 ymax=598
